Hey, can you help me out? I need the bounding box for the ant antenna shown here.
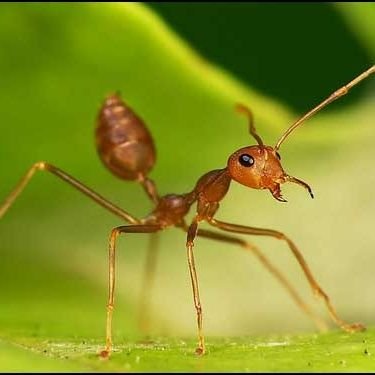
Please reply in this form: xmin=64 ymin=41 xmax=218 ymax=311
xmin=236 ymin=103 xmax=264 ymax=147
xmin=275 ymin=65 xmax=375 ymax=151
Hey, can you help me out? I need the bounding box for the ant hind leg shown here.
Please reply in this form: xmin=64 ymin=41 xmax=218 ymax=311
xmin=0 ymin=161 xmax=139 ymax=223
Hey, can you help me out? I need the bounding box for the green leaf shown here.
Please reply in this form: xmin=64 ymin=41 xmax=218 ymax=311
xmin=335 ymin=3 xmax=375 ymax=56
xmin=2 ymin=329 xmax=375 ymax=372
xmin=0 ymin=3 xmax=374 ymax=372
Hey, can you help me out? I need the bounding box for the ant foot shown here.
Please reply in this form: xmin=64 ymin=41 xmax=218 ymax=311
xmin=195 ymin=346 xmax=206 ymax=356
xmin=99 ymin=349 xmax=111 ymax=359
xmin=341 ymin=322 xmax=366 ymax=333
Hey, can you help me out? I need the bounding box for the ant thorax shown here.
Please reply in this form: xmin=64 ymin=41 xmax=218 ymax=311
xmin=142 ymin=192 xmax=196 ymax=227
xmin=143 ymin=168 xmax=232 ymax=227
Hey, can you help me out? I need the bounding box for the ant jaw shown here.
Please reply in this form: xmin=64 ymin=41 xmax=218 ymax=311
xmin=269 ymin=175 xmax=314 ymax=202
xmin=274 ymin=194 xmax=288 ymax=203
xmin=285 ymin=175 xmax=314 ymax=199
xmin=270 ymin=184 xmax=288 ymax=203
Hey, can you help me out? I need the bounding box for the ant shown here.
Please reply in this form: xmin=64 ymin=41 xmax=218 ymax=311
xmin=0 ymin=65 xmax=374 ymax=358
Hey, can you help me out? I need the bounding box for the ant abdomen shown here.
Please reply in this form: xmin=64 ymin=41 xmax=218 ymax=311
xmin=96 ymin=93 xmax=156 ymax=181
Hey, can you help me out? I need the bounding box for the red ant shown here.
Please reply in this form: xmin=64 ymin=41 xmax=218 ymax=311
xmin=1 ymin=65 xmax=374 ymax=357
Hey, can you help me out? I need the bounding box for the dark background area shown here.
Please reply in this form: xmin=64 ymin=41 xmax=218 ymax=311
xmin=150 ymin=3 xmax=371 ymax=112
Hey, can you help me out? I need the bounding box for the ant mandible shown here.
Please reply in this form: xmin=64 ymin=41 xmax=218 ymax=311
xmin=1 ymin=65 xmax=374 ymax=358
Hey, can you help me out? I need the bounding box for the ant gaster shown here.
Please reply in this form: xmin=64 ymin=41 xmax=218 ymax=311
xmin=1 ymin=66 xmax=374 ymax=357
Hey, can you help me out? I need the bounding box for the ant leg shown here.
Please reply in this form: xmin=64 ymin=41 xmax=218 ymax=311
xmin=186 ymin=220 xmax=206 ymax=355
xmin=208 ymin=218 xmax=365 ymax=333
xmin=99 ymin=224 xmax=161 ymax=359
xmin=138 ymin=232 xmax=160 ymax=336
xmin=0 ymin=161 xmax=139 ymax=223
xmin=190 ymin=227 xmax=327 ymax=332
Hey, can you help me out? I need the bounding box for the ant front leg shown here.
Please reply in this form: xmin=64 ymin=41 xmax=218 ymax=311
xmin=189 ymin=227 xmax=328 ymax=332
xmin=208 ymin=218 xmax=365 ymax=333
xmin=100 ymin=224 xmax=162 ymax=359
xmin=186 ymin=219 xmax=206 ymax=355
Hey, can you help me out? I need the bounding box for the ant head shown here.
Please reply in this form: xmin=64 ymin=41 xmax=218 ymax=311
xmin=227 ymin=66 xmax=374 ymax=201
xmin=227 ymin=104 xmax=313 ymax=202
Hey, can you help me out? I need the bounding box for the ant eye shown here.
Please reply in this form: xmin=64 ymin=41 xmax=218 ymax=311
xmin=239 ymin=154 xmax=254 ymax=167
xmin=276 ymin=152 xmax=281 ymax=160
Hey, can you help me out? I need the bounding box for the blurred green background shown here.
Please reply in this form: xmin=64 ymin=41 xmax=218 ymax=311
xmin=0 ymin=2 xmax=374 ymax=365
xmin=149 ymin=2 xmax=372 ymax=112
